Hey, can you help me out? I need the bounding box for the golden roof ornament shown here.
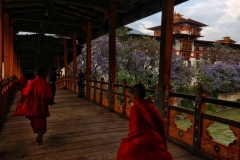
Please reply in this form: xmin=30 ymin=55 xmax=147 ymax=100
xmin=173 ymin=12 xmax=184 ymax=22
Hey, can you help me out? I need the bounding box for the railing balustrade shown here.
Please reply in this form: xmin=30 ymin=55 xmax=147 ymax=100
xmin=0 ymin=76 xmax=18 ymax=123
xmin=56 ymin=76 xmax=240 ymax=160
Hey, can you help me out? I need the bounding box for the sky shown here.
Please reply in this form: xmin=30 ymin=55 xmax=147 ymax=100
xmin=126 ymin=0 xmax=240 ymax=44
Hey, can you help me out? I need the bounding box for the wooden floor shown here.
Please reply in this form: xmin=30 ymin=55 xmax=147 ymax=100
xmin=0 ymin=89 xmax=203 ymax=160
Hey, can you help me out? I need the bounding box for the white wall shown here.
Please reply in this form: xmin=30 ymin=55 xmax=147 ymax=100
xmin=175 ymin=40 xmax=181 ymax=51
xmin=61 ymin=67 xmax=65 ymax=76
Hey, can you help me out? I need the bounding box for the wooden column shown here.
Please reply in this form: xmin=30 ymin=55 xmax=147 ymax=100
xmin=0 ymin=0 xmax=3 ymax=80
xmin=157 ymin=0 xmax=174 ymax=120
xmin=64 ymin=38 xmax=68 ymax=75
xmin=57 ymin=55 xmax=61 ymax=76
xmin=14 ymin=53 xmax=17 ymax=76
xmin=108 ymin=3 xmax=116 ymax=110
xmin=72 ymin=32 xmax=77 ymax=92
xmin=3 ymin=13 xmax=10 ymax=78
xmin=86 ymin=21 xmax=92 ymax=99
xmin=9 ymin=20 xmax=14 ymax=76
xmin=57 ymin=55 xmax=60 ymax=70
xmin=0 ymin=0 xmax=3 ymax=115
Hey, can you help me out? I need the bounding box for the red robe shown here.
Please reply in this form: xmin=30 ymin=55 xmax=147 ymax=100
xmin=18 ymin=76 xmax=28 ymax=90
xmin=117 ymin=98 xmax=173 ymax=160
xmin=12 ymin=76 xmax=52 ymax=133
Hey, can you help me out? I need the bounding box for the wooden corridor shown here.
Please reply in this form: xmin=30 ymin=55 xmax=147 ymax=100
xmin=0 ymin=89 xmax=204 ymax=160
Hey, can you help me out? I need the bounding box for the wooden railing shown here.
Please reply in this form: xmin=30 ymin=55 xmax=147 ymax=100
xmin=0 ymin=75 xmax=18 ymax=123
xmin=56 ymin=76 xmax=240 ymax=160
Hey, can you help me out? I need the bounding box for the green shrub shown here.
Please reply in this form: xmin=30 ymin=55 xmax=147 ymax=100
xmin=206 ymin=103 xmax=217 ymax=113
xmin=180 ymin=99 xmax=195 ymax=109
xmin=236 ymin=98 xmax=240 ymax=103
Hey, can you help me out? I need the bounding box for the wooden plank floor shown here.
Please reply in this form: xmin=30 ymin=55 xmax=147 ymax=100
xmin=0 ymin=89 xmax=204 ymax=160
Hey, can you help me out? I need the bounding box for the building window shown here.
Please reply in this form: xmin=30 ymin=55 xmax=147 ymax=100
xmin=181 ymin=42 xmax=192 ymax=50
xmin=196 ymin=53 xmax=199 ymax=59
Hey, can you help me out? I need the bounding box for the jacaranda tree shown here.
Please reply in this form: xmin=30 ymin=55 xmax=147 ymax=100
xmin=69 ymin=30 xmax=194 ymax=90
xmin=198 ymin=43 xmax=240 ymax=96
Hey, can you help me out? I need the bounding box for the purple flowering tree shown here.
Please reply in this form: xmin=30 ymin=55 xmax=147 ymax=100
xmin=69 ymin=30 xmax=194 ymax=90
xmin=69 ymin=35 xmax=122 ymax=78
xmin=197 ymin=62 xmax=240 ymax=94
xmin=117 ymin=36 xmax=160 ymax=85
xmin=198 ymin=43 xmax=240 ymax=95
xmin=170 ymin=53 xmax=194 ymax=90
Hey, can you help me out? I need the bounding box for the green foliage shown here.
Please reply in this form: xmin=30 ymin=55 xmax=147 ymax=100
xmin=141 ymin=70 xmax=158 ymax=89
xmin=180 ymin=99 xmax=195 ymax=109
xmin=211 ymin=90 xmax=219 ymax=98
xmin=116 ymin=27 xmax=129 ymax=42
xmin=176 ymin=86 xmax=198 ymax=95
xmin=206 ymin=103 xmax=217 ymax=114
xmin=117 ymin=70 xmax=135 ymax=86
xmin=236 ymin=98 xmax=240 ymax=103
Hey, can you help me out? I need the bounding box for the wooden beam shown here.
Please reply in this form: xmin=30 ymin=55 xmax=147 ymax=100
xmin=56 ymin=0 xmax=129 ymax=12
xmin=108 ymin=3 xmax=116 ymax=110
xmin=72 ymin=32 xmax=77 ymax=75
xmin=14 ymin=53 xmax=17 ymax=76
xmin=64 ymin=38 xmax=68 ymax=75
xmin=14 ymin=45 xmax=63 ymax=52
xmin=54 ymin=3 xmax=98 ymax=20
xmin=3 ymin=13 xmax=10 ymax=78
xmin=3 ymin=0 xmax=47 ymax=8
xmin=158 ymin=0 xmax=174 ymax=117
xmin=10 ymin=12 xmax=97 ymax=26
xmin=109 ymin=4 xmax=116 ymax=81
xmin=86 ymin=22 xmax=92 ymax=78
xmin=15 ymin=35 xmax=72 ymax=43
xmin=57 ymin=55 xmax=60 ymax=71
xmin=86 ymin=21 xmax=92 ymax=99
xmin=72 ymin=32 xmax=77 ymax=92
xmin=14 ymin=26 xmax=85 ymax=36
xmin=9 ymin=20 xmax=14 ymax=75
xmin=0 ymin=0 xmax=3 ymax=80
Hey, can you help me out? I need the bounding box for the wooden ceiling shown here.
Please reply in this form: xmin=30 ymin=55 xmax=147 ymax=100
xmin=2 ymin=0 xmax=188 ymax=74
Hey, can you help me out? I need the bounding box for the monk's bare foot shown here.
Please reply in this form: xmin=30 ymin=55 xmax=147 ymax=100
xmin=36 ymin=130 xmax=44 ymax=145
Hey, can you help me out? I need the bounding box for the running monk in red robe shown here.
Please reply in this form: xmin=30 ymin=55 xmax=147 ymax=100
xmin=117 ymin=84 xmax=173 ymax=160
xmin=12 ymin=66 xmax=52 ymax=145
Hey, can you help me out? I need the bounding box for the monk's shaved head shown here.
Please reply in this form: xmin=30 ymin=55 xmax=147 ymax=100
xmin=131 ymin=84 xmax=146 ymax=99
xmin=34 ymin=66 xmax=45 ymax=76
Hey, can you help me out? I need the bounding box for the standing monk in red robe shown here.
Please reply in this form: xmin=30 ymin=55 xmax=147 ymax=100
xmin=117 ymin=84 xmax=173 ymax=160
xmin=12 ymin=66 xmax=52 ymax=145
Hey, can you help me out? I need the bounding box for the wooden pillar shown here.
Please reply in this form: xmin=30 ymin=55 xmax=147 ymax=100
xmin=157 ymin=0 xmax=174 ymax=119
xmin=3 ymin=13 xmax=10 ymax=78
xmin=64 ymin=38 xmax=68 ymax=75
xmin=0 ymin=0 xmax=3 ymax=115
xmin=0 ymin=0 xmax=3 ymax=80
xmin=57 ymin=55 xmax=61 ymax=76
xmin=57 ymin=55 xmax=60 ymax=70
xmin=86 ymin=21 xmax=92 ymax=99
xmin=14 ymin=53 xmax=17 ymax=76
xmin=72 ymin=32 xmax=77 ymax=92
xmin=9 ymin=20 xmax=14 ymax=76
xmin=108 ymin=3 xmax=116 ymax=110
